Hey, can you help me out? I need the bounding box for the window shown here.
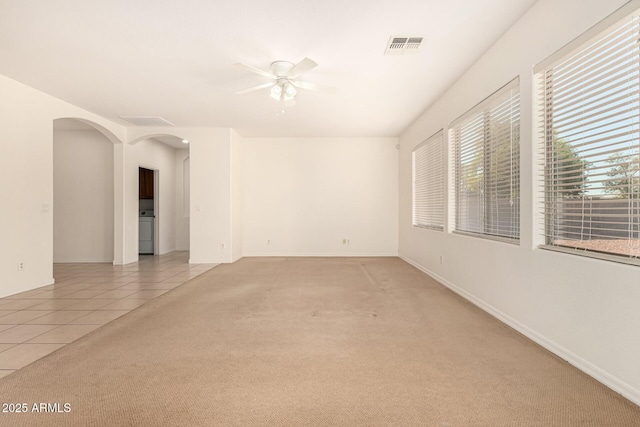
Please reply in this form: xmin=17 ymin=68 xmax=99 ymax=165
xmin=412 ymin=131 xmax=444 ymax=230
xmin=538 ymin=11 xmax=640 ymax=264
xmin=450 ymin=78 xmax=520 ymax=242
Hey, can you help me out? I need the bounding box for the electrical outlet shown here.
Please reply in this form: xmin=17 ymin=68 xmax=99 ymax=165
xmin=18 ymin=262 xmax=24 ymax=271
xmin=220 ymin=243 xmax=225 ymax=249
xmin=267 ymin=239 xmax=271 ymax=245
xmin=439 ymin=256 xmax=444 ymax=265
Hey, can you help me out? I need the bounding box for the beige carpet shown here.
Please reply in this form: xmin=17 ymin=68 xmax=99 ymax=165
xmin=0 ymin=257 xmax=639 ymax=426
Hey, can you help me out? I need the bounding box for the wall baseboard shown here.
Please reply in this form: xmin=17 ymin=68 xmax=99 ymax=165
xmin=242 ymin=252 xmax=399 ymax=257
xmin=399 ymin=254 xmax=640 ymax=407
xmin=53 ymin=258 xmax=113 ymax=264
xmin=0 ymin=277 xmax=56 ymax=299
xmin=189 ymin=258 xmax=229 ymax=264
xmin=189 ymin=253 xmax=398 ymax=264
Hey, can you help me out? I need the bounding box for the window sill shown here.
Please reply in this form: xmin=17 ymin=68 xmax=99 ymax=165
xmin=452 ymin=230 xmax=519 ymax=245
xmin=539 ymin=245 xmax=640 ymax=267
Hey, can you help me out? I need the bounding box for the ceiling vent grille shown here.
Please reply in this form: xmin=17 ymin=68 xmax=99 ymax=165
xmin=385 ymin=36 xmax=423 ymax=55
xmin=119 ymin=116 xmax=175 ymax=126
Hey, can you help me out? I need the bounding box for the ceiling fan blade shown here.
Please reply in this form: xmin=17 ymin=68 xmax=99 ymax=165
xmin=291 ymin=80 xmax=336 ymax=93
xmin=234 ymin=82 xmax=274 ymax=95
xmin=287 ymin=57 xmax=318 ymax=79
xmin=233 ymin=63 xmax=277 ymax=79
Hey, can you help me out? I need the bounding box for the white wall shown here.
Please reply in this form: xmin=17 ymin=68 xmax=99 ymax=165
xmin=398 ymin=0 xmax=640 ymax=404
xmin=243 ymin=137 xmax=398 ymax=256
xmin=189 ymin=128 xmax=233 ymax=263
xmin=0 ymin=74 xmax=127 ymax=298
xmin=0 ymin=73 xmax=236 ymax=296
xmin=53 ymin=128 xmax=114 ymax=262
xmin=175 ymin=149 xmax=190 ymax=251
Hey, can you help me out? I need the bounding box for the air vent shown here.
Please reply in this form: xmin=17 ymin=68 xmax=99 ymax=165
xmin=385 ymin=36 xmax=424 ymax=55
xmin=119 ymin=116 xmax=175 ymax=126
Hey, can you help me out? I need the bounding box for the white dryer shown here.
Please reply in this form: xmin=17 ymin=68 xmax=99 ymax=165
xmin=139 ymin=211 xmax=154 ymax=254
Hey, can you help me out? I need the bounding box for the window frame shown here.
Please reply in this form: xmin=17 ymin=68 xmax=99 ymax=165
xmin=449 ymin=77 xmax=521 ymax=244
xmin=535 ymin=4 xmax=640 ymax=266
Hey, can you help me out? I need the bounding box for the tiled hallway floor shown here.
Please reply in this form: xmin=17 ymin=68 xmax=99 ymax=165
xmin=0 ymin=252 xmax=216 ymax=379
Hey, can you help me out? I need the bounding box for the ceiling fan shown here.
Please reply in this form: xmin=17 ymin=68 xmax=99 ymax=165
xmin=233 ymin=58 xmax=334 ymax=108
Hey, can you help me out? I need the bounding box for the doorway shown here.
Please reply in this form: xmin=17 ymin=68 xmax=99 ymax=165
xmin=130 ymin=135 xmax=189 ymax=260
xmin=139 ymin=167 xmax=157 ymax=255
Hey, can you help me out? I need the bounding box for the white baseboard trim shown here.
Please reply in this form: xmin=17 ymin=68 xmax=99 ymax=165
xmin=189 ymin=258 xmax=230 ymax=264
xmin=53 ymin=258 xmax=113 ymax=264
xmin=399 ymin=254 xmax=640 ymax=407
xmin=189 ymin=252 xmax=397 ymax=265
xmin=1 ymin=277 xmax=56 ymax=299
xmin=242 ymin=252 xmax=399 ymax=257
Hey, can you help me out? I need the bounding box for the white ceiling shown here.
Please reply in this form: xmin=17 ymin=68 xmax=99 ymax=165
xmin=0 ymin=0 xmax=538 ymax=137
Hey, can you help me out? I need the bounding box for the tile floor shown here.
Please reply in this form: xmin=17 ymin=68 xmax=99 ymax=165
xmin=0 ymin=251 xmax=216 ymax=379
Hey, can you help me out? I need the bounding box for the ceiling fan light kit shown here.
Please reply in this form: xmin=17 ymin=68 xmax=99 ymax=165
xmin=269 ymin=79 xmax=297 ymax=102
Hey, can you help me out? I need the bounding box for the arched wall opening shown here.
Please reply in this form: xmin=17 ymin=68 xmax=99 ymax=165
xmin=52 ymin=118 xmax=120 ymax=263
xmin=125 ymin=134 xmax=190 ymax=260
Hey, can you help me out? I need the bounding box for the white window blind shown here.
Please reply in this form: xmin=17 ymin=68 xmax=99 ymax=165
xmin=412 ymin=131 xmax=444 ymax=230
xmin=538 ymin=13 xmax=640 ymax=264
xmin=450 ymin=78 xmax=520 ymax=242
